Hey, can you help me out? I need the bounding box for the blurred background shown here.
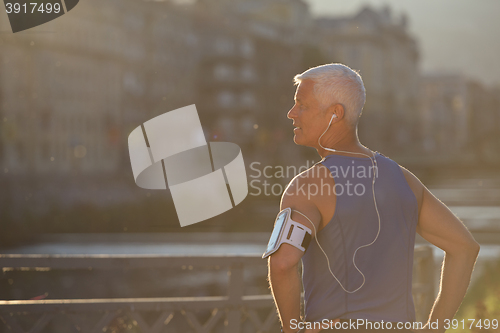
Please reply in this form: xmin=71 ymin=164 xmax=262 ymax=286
xmin=0 ymin=0 xmax=499 ymax=332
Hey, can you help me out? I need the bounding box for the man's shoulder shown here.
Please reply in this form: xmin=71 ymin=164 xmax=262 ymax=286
xmin=283 ymin=163 xmax=333 ymax=199
xmin=374 ymin=151 xmax=425 ymax=206
xmin=393 ymin=162 xmax=425 ymax=212
xmin=376 ymin=152 xmax=422 ymax=185
xmin=288 ymin=162 xmax=332 ymax=184
xmin=396 ymin=164 xmax=423 ymax=189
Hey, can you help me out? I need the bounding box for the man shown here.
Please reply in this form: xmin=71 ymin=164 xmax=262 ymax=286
xmin=267 ymin=64 xmax=480 ymax=333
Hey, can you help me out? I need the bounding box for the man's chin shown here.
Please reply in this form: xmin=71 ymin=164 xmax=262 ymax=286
xmin=293 ymin=135 xmax=309 ymax=147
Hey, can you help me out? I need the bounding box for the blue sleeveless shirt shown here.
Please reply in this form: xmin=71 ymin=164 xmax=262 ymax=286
xmin=302 ymin=152 xmax=418 ymax=323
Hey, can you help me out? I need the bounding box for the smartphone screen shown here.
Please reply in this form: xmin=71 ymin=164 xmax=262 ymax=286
xmin=266 ymin=210 xmax=288 ymax=253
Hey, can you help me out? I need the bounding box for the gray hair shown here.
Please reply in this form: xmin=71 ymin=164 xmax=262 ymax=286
xmin=294 ymin=63 xmax=366 ymax=127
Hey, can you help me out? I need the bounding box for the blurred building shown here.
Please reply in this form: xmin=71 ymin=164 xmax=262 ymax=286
xmin=0 ymin=0 xmax=198 ymax=177
xmin=420 ymin=74 xmax=500 ymax=163
xmin=1 ymin=1 xmax=424 ymax=177
xmin=193 ymin=14 xmax=261 ymax=145
xmin=419 ymin=74 xmax=469 ymax=156
xmin=0 ymin=0 xmax=200 ymax=220
xmin=315 ymin=6 xmax=420 ymax=155
xmin=193 ymin=0 xmax=310 ymax=164
xmin=1 ymin=1 xmax=125 ymax=175
xmin=197 ymin=0 xmax=312 ymax=38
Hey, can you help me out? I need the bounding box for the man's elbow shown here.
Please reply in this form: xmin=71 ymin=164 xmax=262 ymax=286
xmin=469 ymin=240 xmax=480 ymax=256
xmin=449 ymin=239 xmax=480 ymax=258
xmin=464 ymin=235 xmax=481 ymax=256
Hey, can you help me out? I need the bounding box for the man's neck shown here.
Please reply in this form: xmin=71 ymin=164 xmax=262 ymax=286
xmin=317 ymin=128 xmax=372 ymax=158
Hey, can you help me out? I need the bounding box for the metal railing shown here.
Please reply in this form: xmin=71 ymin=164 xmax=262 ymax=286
xmin=0 ymin=247 xmax=435 ymax=333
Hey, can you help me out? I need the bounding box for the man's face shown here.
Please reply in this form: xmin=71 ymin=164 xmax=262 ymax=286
xmin=287 ymin=79 xmax=328 ymax=147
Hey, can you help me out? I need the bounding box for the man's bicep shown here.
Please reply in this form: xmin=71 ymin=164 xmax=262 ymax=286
xmin=417 ymin=187 xmax=478 ymax=253
xmin=280 ymin=179 xmax=322 ymax=237
xmin=267 ymin=178 xmax=323 ymax=269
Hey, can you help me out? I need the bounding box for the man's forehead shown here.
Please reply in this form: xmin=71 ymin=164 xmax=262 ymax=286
xmin=295 ymin=79 xmax=314 ymax=99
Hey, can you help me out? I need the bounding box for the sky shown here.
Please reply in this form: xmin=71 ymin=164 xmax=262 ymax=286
xmin=305 ymin=0 xmax=500 ymax=87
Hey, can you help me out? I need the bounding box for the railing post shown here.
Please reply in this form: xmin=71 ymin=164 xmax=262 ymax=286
xmin=225 ymin=262 xmax=244 ymax=333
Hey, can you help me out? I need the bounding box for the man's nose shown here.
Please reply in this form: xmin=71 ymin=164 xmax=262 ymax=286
xmin=287 ymin=105 xmax=297 ymax=119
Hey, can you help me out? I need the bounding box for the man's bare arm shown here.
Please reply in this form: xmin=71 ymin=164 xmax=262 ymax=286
xmin=402 ymin=168 xmax=480 ymax=333
xmin=267 ymin=170 xmax=323 ymax=333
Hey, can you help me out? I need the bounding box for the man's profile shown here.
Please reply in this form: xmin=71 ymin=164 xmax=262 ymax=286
xmin=266 ymin=64 xmax=480 ymax=333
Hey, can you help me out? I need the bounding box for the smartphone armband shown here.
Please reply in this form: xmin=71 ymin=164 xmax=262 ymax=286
xmin=262 ymin=208 xmax=313 ymax=259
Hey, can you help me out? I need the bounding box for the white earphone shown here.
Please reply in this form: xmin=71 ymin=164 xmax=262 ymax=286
xmin=297 ymin=113 xmax=381 ymax=293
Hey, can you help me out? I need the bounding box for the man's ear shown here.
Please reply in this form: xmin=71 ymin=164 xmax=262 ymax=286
xmin=326 ymin=103 xmax=345 ymax=121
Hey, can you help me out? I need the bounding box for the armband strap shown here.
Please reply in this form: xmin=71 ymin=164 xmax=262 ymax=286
xmin=262 ymin=208 xmax=313 ymax=258
xmin=301 ymin=232 xmax=312 ymax=250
